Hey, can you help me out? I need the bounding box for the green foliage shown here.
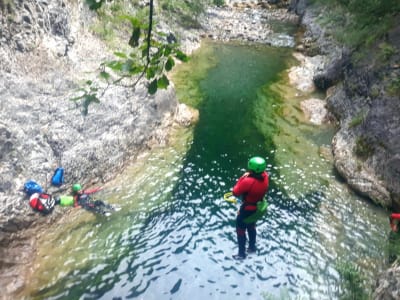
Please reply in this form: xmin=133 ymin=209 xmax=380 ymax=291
xmin=0 ymin=0 xmax=14 ymax=13
xmin=378 ymin=42 xmax=396 ymax=61
xmin=73 ymin=0 xmax=189 ymax=114
xmin=369 ymin=84 xmax=380 ymax=98
xmin=89 ymin=1 xmax=144 ymax=45
xmin=354 ymin=135 xmax=374 ymax=160
xmin=336 ymin=260 xmax=369 ymax=300
xmin=387 ymin=77 xmax=400 ymax=97
xmin=86 ymin=0 xmax=107 ymax=10
xmin=349 ymin=111 xmax=366 ymax=128
xmin=213 ymin=0 xmax=225 ymax=6
xmin=311 ymin=0 xmax=400 ymax=48
xmin=159 ymin=0 xmax=207 ymax=28
xmin=70 ymin=80 xmax=101 ymax=115
xmin=386 ymin=231 xmax=400 ymax=265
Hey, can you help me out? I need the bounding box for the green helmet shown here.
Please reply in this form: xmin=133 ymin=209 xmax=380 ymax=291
xmin=248 ymin=156 xmax=266 ymax=173
xmin=72 ymin=183 xmax=82 ymax=193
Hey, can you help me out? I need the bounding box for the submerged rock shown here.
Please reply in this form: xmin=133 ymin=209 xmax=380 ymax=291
xmin=373 ymin=264 xmax=400 ymax=300
xmin=288 ymin=52 xmax=328 ymax=93
xmin=300 ymin=98 xmax=329 ymax=125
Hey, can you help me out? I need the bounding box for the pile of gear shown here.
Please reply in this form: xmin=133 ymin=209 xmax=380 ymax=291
xmin=23 ymin=168 xmax=119 ymax=216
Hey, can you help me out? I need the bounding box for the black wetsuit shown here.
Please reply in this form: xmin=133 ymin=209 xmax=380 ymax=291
xmin=77 ymin=194 xmax=114 ymax=215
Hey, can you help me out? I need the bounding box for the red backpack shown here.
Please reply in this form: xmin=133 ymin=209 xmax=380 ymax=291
xmin=29 ymin=193 xmax=55 ymax=214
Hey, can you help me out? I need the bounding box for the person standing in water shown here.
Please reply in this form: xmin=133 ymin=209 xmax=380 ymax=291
xmin=232 ymin=156 xmax=269 ymax=260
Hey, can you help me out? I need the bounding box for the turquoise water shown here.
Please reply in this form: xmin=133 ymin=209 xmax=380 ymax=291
xmin=24 ymin=42 xmax=389 ymax=300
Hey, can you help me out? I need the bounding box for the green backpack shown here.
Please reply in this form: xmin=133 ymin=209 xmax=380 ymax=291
xmin=243 ymin=199 xmax=268 ymax=224
xmin=59 ymin=195 xmax=74 ymax=206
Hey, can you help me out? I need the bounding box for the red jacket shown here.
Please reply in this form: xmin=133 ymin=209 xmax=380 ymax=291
xmin=390 ymin=213 xmax=400 ymax=232
xmin=233 ymin=171 xmax=269 ymax=211
xmin=390 ymin=213 xmax=400 ymax=220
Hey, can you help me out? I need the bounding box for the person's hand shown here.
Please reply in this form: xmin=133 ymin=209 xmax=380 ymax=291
xmin=242 ymin=172 xmax=250 ymax=178
xmin=391 ymin=223 xmax=398 ymax=232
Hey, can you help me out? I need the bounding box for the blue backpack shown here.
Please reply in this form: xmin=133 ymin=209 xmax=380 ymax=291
xmin=23 ymin=180 xmax=43 ymax=196
xmin=51 ymin=167 xmax=64 ymax=186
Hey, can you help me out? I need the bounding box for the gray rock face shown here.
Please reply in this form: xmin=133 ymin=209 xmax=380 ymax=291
xmin=373 ymin=264 xmax=400 ymax=300
xmin=0 ymin=0 xmax=178 ymax=295
xmin=0 ymin=0 xmax=178 ymax=223
xmin=294 ymin=2 xmax=400 ymax=209
xmin=290 ymin=1 xmax=400 ymax=297
xmin=288 ymin=0 xmax=308 ymax=15
xmin=200 ymin=3 xmax=298 ymax=47
xmin=326 ymin=32 xmax=400 ymax=207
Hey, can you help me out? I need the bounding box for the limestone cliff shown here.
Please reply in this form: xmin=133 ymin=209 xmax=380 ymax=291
xmin=289 ymin=0 xmax=400 ymax=298
xmin=0 ymin=0 xmax=178 ymax=294
xmin=291 ymin=0 xmax=400 ymax=209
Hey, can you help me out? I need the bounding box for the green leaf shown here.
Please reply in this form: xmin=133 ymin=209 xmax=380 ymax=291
xmin=114 ymin=52 xmax=128 ymax=59
xmin=175 ymin=50 xmax=189 ymax=62
xmin=146 ymin=67 xmax=156 ymax=79
xmin=82 ymin=94 xmax=100 ymax=116
xmin=128 ymin=65 xmax=143 ymax=75
xmin=99 ymin=71 xmax=110 ymax=80
xmin=157 ymin=75 xmax=169 ymax=89
xmin=129 ymin=27 xmax=141 ymax=48
xmin=107 ymin=61 xmax=124 ymax=72
xmin=148 ymin=79 xmax=158 ymax=95
xmin=164 ymin=46 xmax=172 ymax=56
xmin=119 ymin=15 xmax=141 ymax=27
xmin=165 ymin=56 xmax=175 ymax=71
xmin=150 ymin=58 xmax=160 ymax=66
xmin=141 ymin=47 xmax=148 ymax=58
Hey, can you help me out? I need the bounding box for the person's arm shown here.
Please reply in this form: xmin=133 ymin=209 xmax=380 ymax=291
xmin=84 ymin=187 xmax=103 ymax=194
xmin=390 ymin=213 xmax=400 ymax=220
xmin=232 ymin=174 xmax=251 ymax=197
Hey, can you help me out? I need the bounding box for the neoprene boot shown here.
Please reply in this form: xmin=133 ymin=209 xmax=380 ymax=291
xmin=248 ymin=226 xmax=256 ymax=252
xmin=233 ymin=234 xmax=246 ymax=260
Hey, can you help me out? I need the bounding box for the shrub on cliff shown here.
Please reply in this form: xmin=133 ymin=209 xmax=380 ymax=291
xmin=312 ymin=0 xmax=400 ymax=47
xmin=73 ymin=0 xmax=189 ymax=115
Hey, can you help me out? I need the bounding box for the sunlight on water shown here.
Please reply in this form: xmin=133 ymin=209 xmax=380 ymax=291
xmin=23 ymin=41 xmax=389 ymax=300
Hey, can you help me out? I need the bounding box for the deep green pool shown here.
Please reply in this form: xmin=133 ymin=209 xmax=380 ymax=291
xmin=23 ymin=41 xmax=389 ymax=300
